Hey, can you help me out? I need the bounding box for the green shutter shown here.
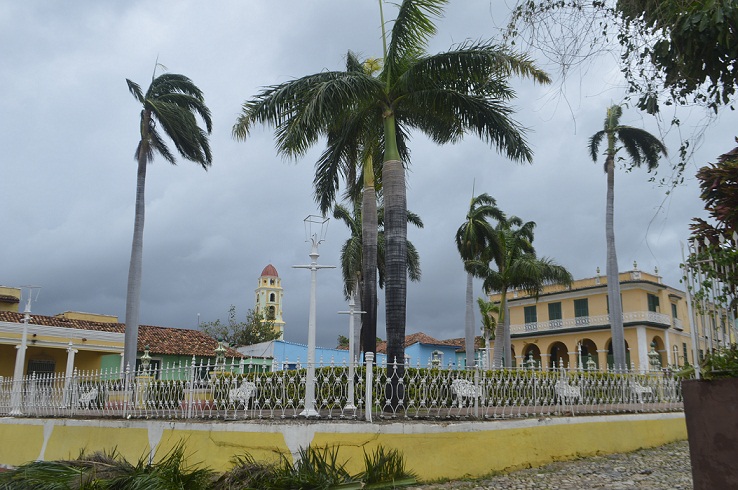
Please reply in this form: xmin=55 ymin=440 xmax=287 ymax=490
xmin=548 ymin=302 xmax=562 ymax=321
xmin=574 ymin=298 xmax=589 ymax=317
xmin=524 ymin=305 xmax=537 ymax=324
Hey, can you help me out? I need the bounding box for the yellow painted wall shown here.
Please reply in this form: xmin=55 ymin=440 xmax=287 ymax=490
xmin=0 ymin=415 xmax=686 ymax=480
xmin=0 ymin=286 xmax=21 ymax=313
xmin=0 ymin=344 xmax=16 ymax=377
xmin=56 ymin=311 xmax=119 ymax=323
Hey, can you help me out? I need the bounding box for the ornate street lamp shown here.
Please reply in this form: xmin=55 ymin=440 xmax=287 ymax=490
xmin=293 ymin=215 xmax=335 ymax=417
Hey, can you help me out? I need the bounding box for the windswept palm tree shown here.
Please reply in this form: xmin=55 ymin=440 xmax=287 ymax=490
xmin=124 ymin=71 xmax=212 ymax=369
xmin=588 ymin=105 xmax=667 ymax=369
xmin=455 ymin=193 xmax=504 ymax=367
xmin=473 ymin=217 xmax=572 ymax=368
xmin=233 ymin=1 xmax=550 ymax=392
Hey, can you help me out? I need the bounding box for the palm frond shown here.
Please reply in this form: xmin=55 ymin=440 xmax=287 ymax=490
xmin=126 ymin=79 xmax=144 ymax=103
xmin=616 ymin=126 xmax=668 ymax=170
xmin=588 ymin=130 xmax=606 ymax=161
xmin=385 ymin=0 xmax=447 ymax=81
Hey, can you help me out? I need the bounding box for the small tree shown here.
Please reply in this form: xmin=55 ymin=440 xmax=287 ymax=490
xmin=337 ymin=335 xmax=350 ymax=349
xmin=200 ymin=306 xmax=281 ymax=347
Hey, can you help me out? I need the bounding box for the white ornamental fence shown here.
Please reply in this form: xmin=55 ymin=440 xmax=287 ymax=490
xmin=0 ymin=357 xmax=684 ymax=421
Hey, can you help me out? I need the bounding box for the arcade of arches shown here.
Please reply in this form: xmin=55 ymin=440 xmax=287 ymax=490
xmin=512 ymin=331 xmax=667 ymax=370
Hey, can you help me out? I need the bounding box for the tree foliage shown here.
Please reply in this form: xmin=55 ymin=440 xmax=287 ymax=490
xmin=692 ymin=138 xmax=738 ymax=240
xmin=507 ymin=0 xmax=738 ymax=113
xmin=200 ymin=305 xmax=281 ymax=347
xmin=685 ymin=139 xmax=738 ymax=313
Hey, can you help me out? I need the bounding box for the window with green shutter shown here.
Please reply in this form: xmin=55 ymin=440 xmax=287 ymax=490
xmin=648 ymin=294 xmax=660 ymax=312
xmin=574 ymin=298 xmax=589 ymax=325
xmin=524 ymin=305 xmax=537 ymax=324
xmin=548 ymin=302 xmax=562 ymax=328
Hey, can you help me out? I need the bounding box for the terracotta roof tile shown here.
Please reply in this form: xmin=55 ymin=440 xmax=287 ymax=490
xmin=374 ymin=332 xmax=479 ymax=354
xmin=260 ymin=264 xmax=279 ymax=277
xmin=0 ymin=311 xmax=242 ymax=358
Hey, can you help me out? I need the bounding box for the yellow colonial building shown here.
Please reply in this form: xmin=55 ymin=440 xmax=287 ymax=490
xmin=0 ymin=286 xmax=241 ymax=378
xmin=489 ymin=267 xmax=704 ymax=371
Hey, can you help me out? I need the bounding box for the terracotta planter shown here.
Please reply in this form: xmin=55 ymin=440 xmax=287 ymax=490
xmin=682 ymin=378 xmax=738 ymax=489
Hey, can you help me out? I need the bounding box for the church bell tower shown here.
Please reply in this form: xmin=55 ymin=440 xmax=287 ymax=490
xmin=255 ymin=264 xmax=285 ymax=339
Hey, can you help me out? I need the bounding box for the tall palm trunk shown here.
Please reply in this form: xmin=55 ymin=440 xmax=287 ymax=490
xmin=124 ymin=146 xmax=148 ymax=371
xmin=606 ymin=154 xmax=626 ymax=368
xmin=492 ymin=289 xmax=507 ymax=367
xmin=464 ymin=271 xmax=475 ymax=368
xmin=384 ymin=157 xmax=406 ymax=409
xmin=361 ymin=173 xmax=378 ymax=357
xmin=382 ymin=107 xmax=406 ymax=408
xmin=353 ymin=281 xmax=363 ymax=362
xmin=503 ymin=304 xmax=512 ymax=368
xmin=384 ymin=158 xmax=406 ymax=367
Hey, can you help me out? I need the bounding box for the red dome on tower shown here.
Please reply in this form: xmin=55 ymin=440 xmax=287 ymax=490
xmin=260 ymin=264 xmax=279 ymax=277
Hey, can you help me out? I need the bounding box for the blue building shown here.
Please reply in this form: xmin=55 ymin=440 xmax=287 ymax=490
xmin=237 ymin=340 xmax=388 ymax=370
xmin=378 ymin=332 xmax=463 ymax=368
xmin=237 ymin=333 xmax=471 ymax=370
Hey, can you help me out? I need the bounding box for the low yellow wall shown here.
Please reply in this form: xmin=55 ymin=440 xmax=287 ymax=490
xmin=0 ymin=414 xmax=686 ymax=481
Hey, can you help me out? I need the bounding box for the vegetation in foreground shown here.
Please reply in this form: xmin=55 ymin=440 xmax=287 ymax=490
xmin=0 ymin=443 xmax=415 ymax=490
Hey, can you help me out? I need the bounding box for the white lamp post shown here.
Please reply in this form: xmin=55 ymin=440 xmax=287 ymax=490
xmin=338 ymin=290 xmax=365 ymax=410
xmin=10 ymin=286 xmax=39 ymax=415
xmin=293 ymin=215 xmax=335 ymax=417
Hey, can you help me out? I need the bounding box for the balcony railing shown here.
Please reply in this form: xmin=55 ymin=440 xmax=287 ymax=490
xmin=512 ymin=310 xmax=674 ymax=335
xmin=0 ymin=357 xmax=684 ymax=421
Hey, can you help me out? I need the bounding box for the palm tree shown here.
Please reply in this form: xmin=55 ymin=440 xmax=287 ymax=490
xmin=474 ymin=217 xmax=572 ymax=368
xmin=233 ymin=0 xmax=550 ymax=387
xmin=477 ymin=297 xmax=500 ymax=369
xmin=588 ymin=105 xmax=667 ymax=369
xmin=333 ymin=202 xmax=423 ymax=356
xmin=455 ymin=193 xmax=504 ymax=367
xmin=124 ymin=71 xmax=212 ymax=369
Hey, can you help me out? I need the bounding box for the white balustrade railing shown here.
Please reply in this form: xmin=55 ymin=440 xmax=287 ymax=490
xmin=0 ymin=357 xmax=684 ymax=421
xmin=512 ymin=310 xmax=674 ymax=334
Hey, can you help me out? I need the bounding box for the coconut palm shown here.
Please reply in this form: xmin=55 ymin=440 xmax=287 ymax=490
xmin=473 ymin=217 xmax=572 ymax=368
xmin=233 ymin=0 xmax=550 ymax=389
xmin=588 ymin=105 xmax=667 ymax=368
xmin=124 ymin=71 xmax=212 ymax=369
xmin=455 ymin=193 xmax=504 ymax=367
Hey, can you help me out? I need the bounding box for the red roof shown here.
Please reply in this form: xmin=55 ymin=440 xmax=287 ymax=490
xmin=374 ymin=332 xmax=471 ymax=354
xmin=260 ymin=264 xmax=279 ymax=277
xmin=0 ymin=311 xmax=243 ymax=358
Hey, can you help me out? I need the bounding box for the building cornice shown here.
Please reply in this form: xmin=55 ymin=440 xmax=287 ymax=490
xmin=0 ymin=321 xmax=124 ymax=344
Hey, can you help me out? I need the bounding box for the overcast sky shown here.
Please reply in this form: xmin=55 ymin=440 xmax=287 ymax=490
xmin=2 ymin=1 xmax=736 ymax=350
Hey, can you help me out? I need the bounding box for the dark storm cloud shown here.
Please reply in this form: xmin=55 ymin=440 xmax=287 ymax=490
xmin=1 ymin=1 xmax=733 ymax=351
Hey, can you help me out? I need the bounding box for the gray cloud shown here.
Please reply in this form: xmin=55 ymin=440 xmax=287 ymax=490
xmin=1 ymin=0 xmax=733 ymax=350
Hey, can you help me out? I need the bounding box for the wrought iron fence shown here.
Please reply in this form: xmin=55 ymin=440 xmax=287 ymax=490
xmin=0 ymin=357 xmax=684 ymax=421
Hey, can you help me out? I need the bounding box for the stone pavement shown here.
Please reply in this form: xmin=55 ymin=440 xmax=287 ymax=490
xmin=410 ymin=440 xmax=691 ymax=489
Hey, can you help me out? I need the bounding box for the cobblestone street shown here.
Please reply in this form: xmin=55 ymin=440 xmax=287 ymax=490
xmin=410 ymin=439 xmax=691 ymax=490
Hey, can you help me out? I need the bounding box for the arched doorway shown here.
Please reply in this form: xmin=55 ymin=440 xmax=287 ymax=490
xmin=549 ymin=342 xmax=569 ymax=370
xmin=650 ymin=335 xmax=666 ymax=369
xmin=578 ymin=338 xmax=598 ymax=370
xmin=522 ymin=344 xmax=541 ymax=369
xmin=606 ymin=339 xmax=631 ymax=370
